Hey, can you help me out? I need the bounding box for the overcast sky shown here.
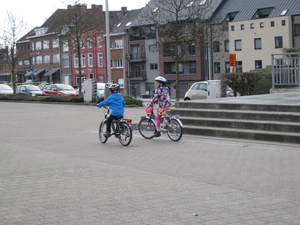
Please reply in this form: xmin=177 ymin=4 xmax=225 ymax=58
xmin=0 ymin=0 xmax=149 ymax=39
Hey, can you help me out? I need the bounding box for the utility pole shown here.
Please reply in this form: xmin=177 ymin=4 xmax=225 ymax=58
xmin=105 ymin=0 xmax=111 ymax=83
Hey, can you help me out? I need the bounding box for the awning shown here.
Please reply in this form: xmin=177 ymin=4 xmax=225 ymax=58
xmin=33 ymin=69 xmax=45 ymax=76
xmin=24 ymin=70 xmax=33 ymax=77
xmin=0 ymin=73 xmax=11 ymax=76
xmin=44 ymin=68 xmax=60 ymax=76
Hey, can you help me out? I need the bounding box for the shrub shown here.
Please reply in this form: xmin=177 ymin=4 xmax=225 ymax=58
xmin=221 ymin=71 xmax=271 ymax=96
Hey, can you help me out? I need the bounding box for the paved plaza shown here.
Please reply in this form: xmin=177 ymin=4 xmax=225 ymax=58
xmin=0 ymin=97 xmax=300 ymax=224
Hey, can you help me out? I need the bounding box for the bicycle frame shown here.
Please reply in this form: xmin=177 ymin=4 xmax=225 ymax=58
xmin=98 ymin=105 xmax=133 ymax=146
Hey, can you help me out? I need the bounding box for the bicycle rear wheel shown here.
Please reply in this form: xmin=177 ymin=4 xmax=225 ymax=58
xmin=138 ymin=118 xmax=156 ymax=139
xmin=167 ymin=118 xmax=183 ymax=141
xmin=118 ymin=122 xmax=132 ymax=146
xmin=99 ymin=121 xmax=108 ymax=143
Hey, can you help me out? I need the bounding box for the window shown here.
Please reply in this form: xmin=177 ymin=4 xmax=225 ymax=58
xmin=240 ymin=24 xmax=244 ymax=30
xmin=43 ymin=40 xmax=49 ymax=49
xmin=281 ymin=9 xmax=288 ymax=16
xmin=150 ymin=63 xmax=158 ymax=70
xmin=213 ymin=41 xmax=220 ymax=52
xmin=271 ymin=21 xmax=275 ymax=27
xmin=35 ymin=41 xmax=42 ymax=50
xmin=231 ymin=25 xmax=235 ymax=31
xmin=224 ymin=40 xmax=229 ymax=52
xmin=62 ymin=42 xmax=69 ymax=52
xmin=110 ymin=39 xmax=123 ymax=49
xmin=254 ymin=38 xmax=262 ymax=49
xmin=236 ymin=61 xmax=242 ymax=72
xmin=250 ymin=23 xmax=254 ymax=29
xmin=149 ymin=44 xmax=157 ymax=52
xmin=256 ymin=7 xmax=273 ymax=18
xmin=260 ymin=22 xmax=264 ymax=28
xmin=111 ymin=59 xmax=123 ymax=68
xmin=88 ymin=53 xmax=93 ymax=67
xmin=97 ymin=37 xmax=102 ymax=48
xmin=36 ymin=56 xmax=42 ymax=64
xmin=81 ymin=54 xmax=86 ymax=67
xmin=63 ymin=58 xmax=69 ymax=68
xmin=255 ymin=60 xmax=262 ymax=69
xmin=53 ymin=54 xmax=60 ymax=64
xmin=214 ymin=62 xmax=220 ymax=73
xmin=200 ymin=0 xmax=206 ymax=5
xmin=74 ymin=55 xmax=78 ymax=68
xmin=235 ymin=40 xmax=242 ymax=51
xmin=282 ymin=20 xmax=286 ymax=26
xmin=43 ymin=55 xmax=50 ymax=64
xmin=98 ymin=53 xmax=103 ymax=67
xmin=225 ymin=62 xmax=230 ymax=73
xmin=295 ymin=24 xmax=300 ymax=36
xmin=87 ymin=38 xmax=92 ymax=48
xmin=275 ymin=36 xmax=283 ymax=48
xmin=52 ymin=39 xmax=59 ymax=48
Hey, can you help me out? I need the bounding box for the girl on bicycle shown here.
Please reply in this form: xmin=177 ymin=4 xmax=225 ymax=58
xmin=97 ymin=84 xmax=126 ymax=137
xmin=148 ymin=76 xmax=171 ymax=137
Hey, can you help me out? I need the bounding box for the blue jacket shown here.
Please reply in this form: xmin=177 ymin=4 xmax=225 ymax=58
xmin=97 ymin=93 xmax=126 ymax=116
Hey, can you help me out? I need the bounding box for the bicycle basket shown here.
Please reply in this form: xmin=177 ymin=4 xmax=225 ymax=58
xmin=144 ymin=106 xmax=153 ymax=114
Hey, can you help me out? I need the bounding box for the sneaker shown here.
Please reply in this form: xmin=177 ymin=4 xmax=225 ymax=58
xmin=154 ymin=131 xmax=161 ymax=137
xmin=103 ymin=132 xmax=111 ymax=138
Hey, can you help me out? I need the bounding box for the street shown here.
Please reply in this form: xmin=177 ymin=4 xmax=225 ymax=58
xmin=0 ymin=102 xmax=300 ymax=224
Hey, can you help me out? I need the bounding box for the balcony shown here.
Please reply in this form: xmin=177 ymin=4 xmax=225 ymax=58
xmin=128 ymin=70 xmax=147 ymax=80
xmin=129 ymin=52 xmax=146 ymax=62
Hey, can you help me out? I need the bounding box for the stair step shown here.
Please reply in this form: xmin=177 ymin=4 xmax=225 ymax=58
xmin=171 ymin=108 xmax=300 ymax=122
xmin=182 ymin=125 xmax=300 ymax=144
xmin=179 ymin=116 xmax=300 ymax=133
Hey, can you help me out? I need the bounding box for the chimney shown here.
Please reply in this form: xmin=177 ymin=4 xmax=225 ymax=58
xmin=121 ymin=7 xmax=127 ymax=14
xmin=91 ymin=4 xmax=103 ymax=13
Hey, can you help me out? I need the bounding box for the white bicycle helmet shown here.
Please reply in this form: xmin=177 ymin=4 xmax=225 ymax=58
xmin=155 ymin=76 xmax=167 ymax=83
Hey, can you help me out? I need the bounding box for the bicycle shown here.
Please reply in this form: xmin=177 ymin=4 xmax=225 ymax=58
xmin=138 ymin=106 xmax=183 ymax=141
xmin=98 ymin=105 xmax=133 ymax=146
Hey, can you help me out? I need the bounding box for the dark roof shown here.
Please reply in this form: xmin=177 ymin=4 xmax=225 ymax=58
xmin=112 ymin=9 xmax=142 ymax=33
xmin=214 ymin=0 xmax=300 ymax=22
xmin=131 ymin=0 xmax=224 ymax=26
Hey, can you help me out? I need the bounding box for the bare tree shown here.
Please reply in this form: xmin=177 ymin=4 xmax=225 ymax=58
xmin=0 ymin=11 xmax=27 ymax=93
xmin=137 ymin=0 xmax=223 ymax=101
xmin=50 ymin=2 xmax=105 ymax=95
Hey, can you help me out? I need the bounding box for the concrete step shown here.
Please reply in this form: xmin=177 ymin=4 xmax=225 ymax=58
xmin=175 ymin=101 xmax=300 ymax=112
xmin=182 ymin=125 xmax=300 ymax=144
xmin=179 ymin=116 xmax=300 ymax=133
xmin=171 ymin=108 xmax=300 ymax=123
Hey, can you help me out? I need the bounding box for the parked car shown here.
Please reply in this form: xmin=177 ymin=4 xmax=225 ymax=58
xmin=97 ymin=82 xmax=105 ymax=98
xmin=184 ymin=81 xmax=207 ymax=101
xmin=16 ymin=85 xmax=43 ymax=96
xmin=42 ymin=84 xmax=76 ymax=97
xmin=0 ymin=84 xmax=13 ymax=94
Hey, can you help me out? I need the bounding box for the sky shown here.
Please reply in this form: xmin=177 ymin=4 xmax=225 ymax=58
xmin=0 ymin=0 xmax=149 ymax=39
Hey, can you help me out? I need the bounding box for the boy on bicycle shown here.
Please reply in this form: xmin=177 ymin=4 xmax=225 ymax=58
xmin=97 ymin=84 xmax=126 ymax=137
xmin=148 ymin=76 xmax=171 ymax=137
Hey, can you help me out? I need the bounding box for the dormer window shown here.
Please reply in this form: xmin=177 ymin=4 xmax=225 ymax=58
xmin=281 ymin=9 xmax=288 ymax=16
xmin=187 ymin=2 xmax=193 ymax=7
xmin=227 ymin=12 xmax=238 ymax=22
xmin=254 ymin=7 xmax=273 ymax=19
xmin=153 ymin=7 xmax=159 ymax=13
xmin=200 ymin=0 xmax=207 ymax=5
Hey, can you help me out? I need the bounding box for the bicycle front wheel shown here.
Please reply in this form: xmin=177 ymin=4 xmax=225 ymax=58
xmin=167 ymin=118 xmax=183 ymax=141
xmin=138 ymin=118 xmax=156 ymax=139
xmin=118 ymin=122 xmax=132 ymax=146
xmin=99 ymin=121 xmax=108 ymax=143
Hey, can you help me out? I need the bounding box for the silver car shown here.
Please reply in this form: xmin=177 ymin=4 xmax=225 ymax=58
xmin=184 ymin=81 xmax=207 ymax=101
xmin=0 ymin=84 xmax=13 ymax=94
